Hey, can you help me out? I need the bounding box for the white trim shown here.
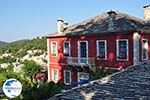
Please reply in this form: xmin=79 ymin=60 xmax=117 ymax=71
xmin=96 ymin=40 xmax=107 ymax=60
xmin=77 ymin=72 xmax=89 ymax=83
xmin=64 ymin=70 xmax=71 ymax=85
xmin=133 ymin=32 xmax=140 ymax=65
xmin=50 ymin=41 xmax=58 ymax=57
xmin=116 ymin=39 xmax=129 ymax=61
xmin=142 ymin=39 xmax=149 ymax=60
xmin=47 ymin=39 xmax=50 ymax=81
xmin=78 ymin=41 xmax=88 ymax=64
xmin=63 ymin=41 xmax=71 ymax=57
xmin=51 ymin=69 xmax=58 ymax=83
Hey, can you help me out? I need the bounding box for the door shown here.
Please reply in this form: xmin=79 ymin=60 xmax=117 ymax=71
xmin=133 ymin=33 xmax=140 ymax=65
xmin=78 ymin=41 xmax=88 ymax=64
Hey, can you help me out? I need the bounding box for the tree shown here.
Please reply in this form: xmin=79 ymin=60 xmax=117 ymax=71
xmin=23 ymin=60 xmax=41 ymax=87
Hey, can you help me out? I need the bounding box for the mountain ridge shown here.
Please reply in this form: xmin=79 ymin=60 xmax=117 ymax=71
xmin=0 ymin=41 xmax=8 ymax=47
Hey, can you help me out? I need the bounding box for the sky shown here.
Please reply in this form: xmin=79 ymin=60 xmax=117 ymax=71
xmin=0 ymin=0 xmax=149 ymax=42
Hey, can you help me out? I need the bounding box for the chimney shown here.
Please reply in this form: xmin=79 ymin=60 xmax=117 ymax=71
xmin=143 ymin=4 xmax=150 ymax=21
xmin=107 ymin=11 xmax=117 ymax=30
xmin=63 ymin=21 xmax=68 ymax=29
xmin=57 ymin=18 xmax=68 ymax=34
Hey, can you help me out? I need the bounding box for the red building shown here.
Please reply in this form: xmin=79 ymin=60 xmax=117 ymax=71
xmin=46 ymin=5 xmax=150 ymax=85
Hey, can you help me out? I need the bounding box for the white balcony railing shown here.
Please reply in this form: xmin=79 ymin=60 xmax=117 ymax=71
xmin=67 ymin=57 xmax=95 ymax=66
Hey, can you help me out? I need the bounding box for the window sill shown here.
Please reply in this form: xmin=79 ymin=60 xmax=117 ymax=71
xmin=96 ymin=56 xmax=107 ymax=60
xmin=116 ymin=58 xmax=128 ymax=61
xmin=142 ymin=58 xmax=149 ymax=61
xmin=51 ymin=54 xmax=57 ymax=57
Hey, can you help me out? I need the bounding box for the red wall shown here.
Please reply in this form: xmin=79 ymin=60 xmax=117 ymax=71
xmin=48 ymin=33 xmax=134 ymax=82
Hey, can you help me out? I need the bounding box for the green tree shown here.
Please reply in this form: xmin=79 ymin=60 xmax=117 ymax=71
xmin=23 ymin=60 xmax=41 ymax=87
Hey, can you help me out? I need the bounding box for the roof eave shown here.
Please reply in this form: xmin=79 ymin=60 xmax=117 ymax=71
xmin=46 ymin=30 xmax=137 ymax=38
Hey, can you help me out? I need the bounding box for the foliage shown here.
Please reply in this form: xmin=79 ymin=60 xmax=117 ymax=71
xmin=18 ymin=82 xmax=62 ymax=99
xmin=0 ymin=37 xmax=54 ymax=99
xmin=42 ymin=58 xmax=48 ymax=63
xmin=89 ymin=67 xmax=119 ymax=80
xmin=0 ymin=37 xmax=47 ymax=58
xmin=22 ymin=60 xmax=41 ymax=87
xmin=0 ymin=59 xmax=50 ymax=99
xmin=0 ymin=56 xmax=16 ymax=63
xmin=23 ymin=60 xmax=41 ymax=76
xmin=33 ymin=51 xmax=44 ymax=56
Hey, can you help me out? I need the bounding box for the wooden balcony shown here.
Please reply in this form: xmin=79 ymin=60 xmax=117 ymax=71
xmin=67 ymin=57 xmax=95 ymax=66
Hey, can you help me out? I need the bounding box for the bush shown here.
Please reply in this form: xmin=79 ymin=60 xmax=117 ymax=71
xmin=20 ymin=82 xmax=62 ymax=99
xmin=89 ymin=67 xmax=119 ymax=80
xmin=0 ymin=56 xmax=16 ymax=63
xmin=108 ymin=68 xmax=119 ymax=75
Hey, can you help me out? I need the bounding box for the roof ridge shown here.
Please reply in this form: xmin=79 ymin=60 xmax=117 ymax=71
xmin=64 ymin=12 xmax=108 ymax=32
xmin=67 ymin=11 xmax=144 ymax=29
xmin=46 ymin=10 xmax=150 ymax=38
xmin=115 ymin=11 xmax=144 ymax=24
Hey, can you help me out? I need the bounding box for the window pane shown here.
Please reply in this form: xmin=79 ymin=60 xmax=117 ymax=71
xmin=64 ymin=42 xmax=70 ymax=56
xmin=118 ymin=40 xmax=127 ymax=59
xmin=78 ymin=72 xmax=89 ymax=84
xmin=80 ymin=42 xmax=87 ymax=57
xmin=142 ymin=39 xmax=148 ymax=60
xmin=98 ymin=41 xmax=106 ymax=59
xmin=64 ymin=71 xmax=71 ymax=84
xmin=53 ymin=69 xmax=58 ymax=81
xmin=79 ymin=42 xmax=87 ymax=64
xmin=51 ymin=42 xmax=57 ymax=56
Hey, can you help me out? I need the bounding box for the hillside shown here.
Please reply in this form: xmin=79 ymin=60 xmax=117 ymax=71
xmin=0 ymin=37 xmax=47 ymax=57
xmin=0 ymin=37 xmax=48 ymax=85
xmin=0 ymin=36 xmax=47 ymax=71
xmin=0 ymin=37 xmax=57 ymax=99
xmin=0 ymin=41 xmax=8 ymax=47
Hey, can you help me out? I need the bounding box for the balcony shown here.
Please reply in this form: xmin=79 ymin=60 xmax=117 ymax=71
xmin=67 ymin=57 xmax=95 ymax=66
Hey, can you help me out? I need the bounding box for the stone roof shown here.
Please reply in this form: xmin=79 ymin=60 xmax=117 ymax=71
xmin=46 ymin=11 xmax=150 ymax=37
xmin=50 ymin=62 xmax=150 ymax=100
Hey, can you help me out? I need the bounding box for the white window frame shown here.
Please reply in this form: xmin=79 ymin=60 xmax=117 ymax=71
xmin=78 ymin=41 xmax=88 ymax=64
xmin=96 ymin=40 xmax=107 ymax=60
xmin=116 ymin=39 xmax=129 ymax=61
xmin=142 ymin=39 xmax=148 ymax=60
xmin=63 ymin=41 xmax=71 ymax=57
xmin=52 ymin=69 xmax=58 ymax=83
xmin=64 ymin=70 xmax=71 ymax=85
xmin=51 ymin=41 xmax=58 ymax=57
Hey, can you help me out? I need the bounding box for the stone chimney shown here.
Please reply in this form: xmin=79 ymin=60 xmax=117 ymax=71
xmin=57 ymin=18 xmax=68 ymax=34
xmin=143 ymin=4 xmax=150 ymax=21
xmin=107 ymin=11 xmax=117 ymax=30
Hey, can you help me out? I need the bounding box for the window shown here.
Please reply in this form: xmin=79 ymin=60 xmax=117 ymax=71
xmin=64 ymin=70 xmax=71 ymax=85
xmin=142 ymin=39 xmax=148 ymax=60
xmin=51 ymin=42 xmax=57 ymax=56
xmin=97 ymin=40 xmax=107 ymax=59
xmin=117 ymin=39 xmax=128 ymax=60
xmin=63 ymin=41 xmax=71 ymax=56
xmin=52 ymin=69 xmax=58 ymax=82
xmin=77 ymin=72 xmax=89 ymax=84
xmin=78 ymin=41 xmax=88 ymax=64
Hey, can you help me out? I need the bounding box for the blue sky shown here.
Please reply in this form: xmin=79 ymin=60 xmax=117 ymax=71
xmin=0 ymin=0 xmax=149 ymax=42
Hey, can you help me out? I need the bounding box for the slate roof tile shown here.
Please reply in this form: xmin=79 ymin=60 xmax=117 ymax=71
xmin=47 ymin=11 xmax=150 ymax=37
